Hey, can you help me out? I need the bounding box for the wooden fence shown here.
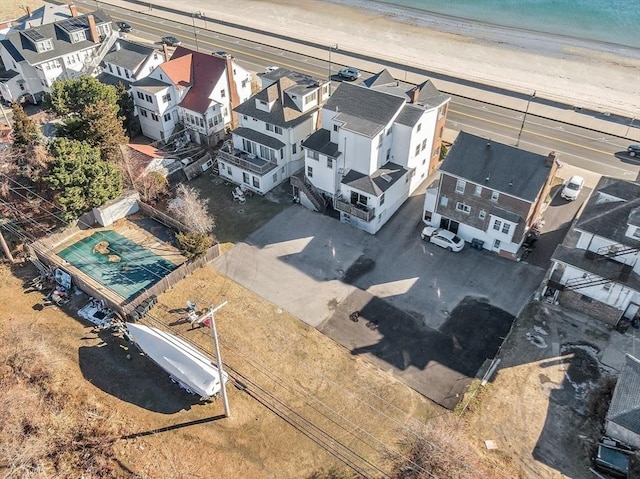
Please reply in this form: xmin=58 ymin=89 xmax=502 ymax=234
xmin=136 ymin=201 xmax=189 ymax=233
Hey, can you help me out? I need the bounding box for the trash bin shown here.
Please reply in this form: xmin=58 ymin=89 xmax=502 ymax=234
xmin=471 ymin=238 xmax=484 ymax=250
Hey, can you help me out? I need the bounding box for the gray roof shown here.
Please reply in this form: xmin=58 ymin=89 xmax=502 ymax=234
xmin=607 ymin=354 xmax=640 ymax=436
xmin=232 ymin=127 xmax=285 ymax=150
xmin=2 ymin=10 xmax=112 ymax=65
xmin=341 ymin=162 xmax=407 ymax=196
xmin=361 ymin=69 xmax=450 ymax=110
xmin=132 ymin=76 xmax=170 ymax=91
xmin=302 ymin=129 xmax=340 ymax=158
xmin=103 ymin=39 xmax=158 ymax=71
xmin=395 ymin=104 xmax=424 ymax=127
xmin=551 ymin=243 xmax=640 ymax=291
xmin=235 ymin=72 xmax=322 ymax=129
xmin=575 ymin=177 xmax=640 ymax=246
xmin=440 ymin=131 xmax=554 ymax=203
xmin=95 ymin=71 xmax=132 ymax=88
xmin=10 ymin=5 xmax=72 ymax=29
xmin=325 ymin=82 xmax=405 ymax=138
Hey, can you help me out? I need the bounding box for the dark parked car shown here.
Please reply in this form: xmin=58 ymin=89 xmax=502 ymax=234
xmin=628 ymin=144 xmax=640 ymax=157
xmin=161 ymin=36 xmax=181 ymax=47
xmin=116 ymin=21 xmax=132 ymax=33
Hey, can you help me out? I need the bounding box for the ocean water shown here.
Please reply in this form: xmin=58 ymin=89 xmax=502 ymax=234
xmin=329 ymin=0 xmax=640 ymax=49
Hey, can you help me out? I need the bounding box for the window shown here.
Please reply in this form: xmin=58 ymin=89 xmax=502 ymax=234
xmin=272 ymin=173 xmax=278 ymax=183
xmin=145 ymin=94 xmax=152 ymax=103
xmin=292 ymin=143 xmax=297 ymax=154
xmin=378 ymin=135 xmax=383 ymax=148
xmin=208 ymin=118 xmax=213 ymax=127
xmin=227 ymin=165 xmax=232 ymax=174
xmin=164 ymin=113 xmax=171 ymax=122
xmin=253 ymin=177 xmax=260 ymax=188
xmin=415 ymin=144 xmax=420 ymax=156
xmin=479 ymin=209 xmax=486 ymax=220
xmin=125 ymin=70 xmax=130 ymax=79
xmin=151 ymin=113 xmax=159 ymax=121
xmin=474 ymin=185 xmax=482 ymax=196
xmin=386 ymin=128 xmax=391 ymax=136
xmin=493 ymin=239 xmax=501 ymax=249
xmin=243 ymin=172 xmax=250 ymax=184
xmin=421 ymin=139 xmax=426 ymax=151
xmin=327 ymin=158 xmax=333 ymax=168
xmin=242 ymin=79 xmax=248 ymax=89
xmin=307 ymin=166 xmax=313 ymax=178
xmin=140 ymin=109 xmax=148 ymax=117
xmin=380 ymin=193 xmax=385 ymax=205
xmin=455 ymin=179 xmax=466 ymax=193
xmin=308 ymin=150 xmax=319 ymax=160
xmin=333 ymin=124 xmax=339 ymax=132
xmin=116 ymin=66 xmax=122 ymax=76
xmin=162 ymin=93 xmax=171 ymax=102
xmin=222 ymin=107 xmax=228 ymax=117
xmin=455 ymin=202 xmax=470 ymax=214
xmin=502 ymin=223 xmax=510 ymax=234
xmin=351 ymin=191 xmax=368 ymax=206
xmin=493 ymin=220 xmax=501 ymax=231
xmin=386 ymin=148 xmax=391 ymax=161
xmin=417 ymin=123 xmax=422 ymax=132
xmin=274 ymin=125 xmax=283 ymax=135
xmin=634 ymin=228 xmax=640 ymax=239
xmin=602 ymin=283 xmax=612 ymax=292
xmin=243 ymin=115 xmax=248 ymax=120
xmin=220 ymin=89 xmax=226 ymax=98
xmin=304 ymin=91 xmax=317 ymax=105
xmin=108 ymin=64 xmax=113 ymax=72
xmin=439 ymin=196 xmax=448 ymax=207
xmin=491 ymin=191 xmax=499 ymax=201
xmin=266 ymin=123 xmax=273 ymax=132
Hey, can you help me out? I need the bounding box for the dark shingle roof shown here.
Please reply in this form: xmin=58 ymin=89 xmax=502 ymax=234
xmin=395 ymin=104 xmax=424 ymax=127
xmin=302 ymin=129 xmax=340 ymax=158
xmin=360 ymin=69 xmax=449 ymax=110
xmin=103 ymin=39 xmax=157 ymax=72
xmin=95 ymin=71 xmax=132 ymax=88
xmin=440 ymin=131 xmax=554 ymax=203
xmin=575 ymin=177 xmax=640 ymax=246
xmin=3 ymin=10 xmax=112 ymax=65
xmin=132 ymin=76 xmax=170 ymax=91
xmin=607 ymin=354 xmax=640 ymax=436
xmin=341 ymin=162 xmax=407 ymax=196
xmin=232 ymin=127 xmax=285 ymax=150
xmin=325 ymin=82 xmax=405 ymax=138
xmin=236 ymin=72 xmax=322 ymax=129
xmin=490 ymin=206 xmax=521 ymax=224
xmin=361 ymin=69 xmax=396 ymax=88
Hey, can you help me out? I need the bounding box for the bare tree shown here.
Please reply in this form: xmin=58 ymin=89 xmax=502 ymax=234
xmin=168 ymin=184 xmax=214 ymax=234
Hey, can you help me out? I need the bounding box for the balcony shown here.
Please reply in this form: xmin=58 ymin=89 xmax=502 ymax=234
xmin=216 ymin=142 xmax=278 ymax=175
xmin=334 ymin=197 xmax=375 ymax=222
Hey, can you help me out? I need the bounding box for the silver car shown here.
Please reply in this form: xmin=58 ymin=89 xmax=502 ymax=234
xmin=421 ymin=227 xmax=465 ymax=252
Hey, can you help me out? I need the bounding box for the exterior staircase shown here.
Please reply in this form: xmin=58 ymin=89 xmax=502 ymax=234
xmin=81 ymin=31 xmax=119 ymax=77
xmin=290 ymin=173 xmax=326 ymax=213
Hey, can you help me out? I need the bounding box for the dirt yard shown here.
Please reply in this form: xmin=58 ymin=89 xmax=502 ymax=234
xmin=0 ymin=0 xmax=45 ymax=22
xmin=463 ymin=300 xmax=629 ymax=479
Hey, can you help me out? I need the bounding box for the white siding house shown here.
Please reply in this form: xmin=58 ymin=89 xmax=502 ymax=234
xmin=217 ymin=68 xmax=330 ymax=195
xmin=131 ymin=48 xmax=251 ymax=145
xmin=0 ymin=7 xmax=117 ymax=103
xmin=296 ymin=70 xmax=450 ymax=234
xmin=548 ymin=177 xmax=640 ymax=325
xmin=99 ymin=39 xmax=164 ymax=86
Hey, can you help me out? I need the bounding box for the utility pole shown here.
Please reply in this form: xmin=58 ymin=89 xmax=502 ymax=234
xmin=208 ymin=300 xmax=230 ymax=417
xmin=328 ymin=44 xmax=338 ymax=92
xmin=0 ymin=220 xmax=15 ymax=263
xmin=191 ymin=14 xmax=199 ymax=52
xmin=516 ymin=90 xmax=536 ymax=147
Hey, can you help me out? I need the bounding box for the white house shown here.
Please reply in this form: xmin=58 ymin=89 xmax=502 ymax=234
xmin=295 ymin=70 xmax=450 ymax=234
xmin=217 ymin=68 xmax=330 ymax=195
xmin=98 ymin=39 xmax=165 ymax=87
xmin=548 ymin=177 xmax=640 ymax=325
xmin=131 ymin=48 xmax=251 ymax=145
xmin=0 ymin=6 xmax=117 ymax=104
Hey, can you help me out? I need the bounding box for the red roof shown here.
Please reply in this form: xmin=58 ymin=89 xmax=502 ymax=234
xmin=127 ymin=143 xmax=171 ymax=179
xmin=164 ymin=47 xmax=228 ymax=114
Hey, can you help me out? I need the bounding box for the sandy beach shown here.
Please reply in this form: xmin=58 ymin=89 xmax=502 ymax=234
xmin=141 ymin=0 xmax=639 ymax=117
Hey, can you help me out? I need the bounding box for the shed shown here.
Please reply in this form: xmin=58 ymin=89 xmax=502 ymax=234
xmin=93 ymin=190 xmax=140 ymax=227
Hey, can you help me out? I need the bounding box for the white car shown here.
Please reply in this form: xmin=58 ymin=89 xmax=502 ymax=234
xmin=561 ymin=175 xmax=585 ymax=201
xmin=420 ymin=227 xmax=465 ymax=252
xmin=264 ymin=66 xmax=279 ymax=73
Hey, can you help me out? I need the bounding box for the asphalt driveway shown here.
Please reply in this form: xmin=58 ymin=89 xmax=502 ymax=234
xmin=212 ymin=191 xmax=548 ymax=408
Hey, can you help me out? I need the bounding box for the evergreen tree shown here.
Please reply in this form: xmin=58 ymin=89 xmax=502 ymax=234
xmin=44 ymin=138 xmax=122 ymax=220
xmin=11 ymin=102 xmax=40 ymax=146
xmin=45 ymin=76 xmax=118 ymax=116
xmin=115 ymin=82 xmax=136 ymax=136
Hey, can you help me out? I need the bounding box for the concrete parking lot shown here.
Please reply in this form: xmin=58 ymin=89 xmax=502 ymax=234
xmin=213 ymin=185 xmax=555 ymax=408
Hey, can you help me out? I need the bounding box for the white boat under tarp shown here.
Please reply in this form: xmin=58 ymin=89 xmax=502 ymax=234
xmin=126 ymin=323 xmax=228 ymax=398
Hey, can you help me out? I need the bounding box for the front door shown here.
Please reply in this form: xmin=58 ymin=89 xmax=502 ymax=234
xmin=439 ymin=218 xmax=459 ymax=234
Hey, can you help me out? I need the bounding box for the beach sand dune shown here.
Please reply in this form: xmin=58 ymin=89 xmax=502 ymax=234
xmin=169 ymin=0 xmax=639 ymax=116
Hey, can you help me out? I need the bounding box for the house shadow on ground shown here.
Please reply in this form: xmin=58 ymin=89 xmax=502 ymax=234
xmin=78 ymin=331 xmax=201 ymax=413
xmin=320 ymin=292 xmax=514 ymax=410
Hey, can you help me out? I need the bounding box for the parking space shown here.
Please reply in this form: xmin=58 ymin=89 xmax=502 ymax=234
xmin=213 ymin=184 xmax=553 ymax=408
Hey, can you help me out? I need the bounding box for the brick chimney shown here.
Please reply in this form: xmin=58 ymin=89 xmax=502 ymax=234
xmin=410 ymin=86 xmax=420 ymax=104
xmin=162 ymin=44 xmax=171 ymax=62
xmin=225 ymin=55 xmax=240 ymax=129
xmin=69 ymin=4 xmax=78 ymax=17
xmin=87 ymin=14 xmax=99 ymax=43
xmin=546 ymin=151 xmax=557 ymax=166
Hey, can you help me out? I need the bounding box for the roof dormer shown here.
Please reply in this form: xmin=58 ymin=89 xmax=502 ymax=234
xmin=20 ymin=30 xmax=54 ymax=53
